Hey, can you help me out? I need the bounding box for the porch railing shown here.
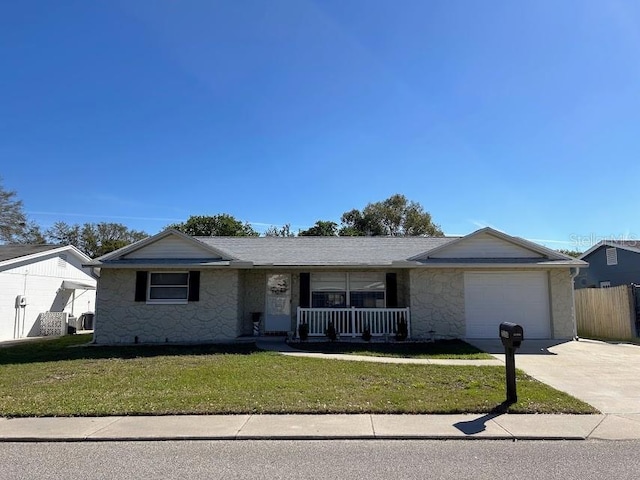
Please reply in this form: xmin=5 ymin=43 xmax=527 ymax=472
xmin=296 ymin=307 xmax=411 ymax=338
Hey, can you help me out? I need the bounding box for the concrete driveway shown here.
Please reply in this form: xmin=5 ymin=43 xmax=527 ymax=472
xmin=467 ymin=338 xmax=640 ymax=414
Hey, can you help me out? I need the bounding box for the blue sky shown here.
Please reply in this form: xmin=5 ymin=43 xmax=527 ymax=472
xmin=1 ymin=0 xmax=639 ymax=250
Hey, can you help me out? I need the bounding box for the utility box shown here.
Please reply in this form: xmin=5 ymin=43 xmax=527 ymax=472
xmin=499 ymin=322 xmax=524 ymax=349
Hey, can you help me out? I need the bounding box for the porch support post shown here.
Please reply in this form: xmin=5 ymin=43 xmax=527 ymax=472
xmin=351 ymin=307 xmax=356 ymax=338
xmin=405 ymin=307 xmax=411 ymax=339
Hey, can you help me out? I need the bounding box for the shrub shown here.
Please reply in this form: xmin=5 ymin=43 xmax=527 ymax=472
xmin=325 ymin=321 xmax=337 ymax=342
xmin=395 ymin=316 xmax=408 ymax=341
xmin=362 ymin=325 xmax=372 ymax=342
xmin=298 ymin=322 xmax=309 ymax=341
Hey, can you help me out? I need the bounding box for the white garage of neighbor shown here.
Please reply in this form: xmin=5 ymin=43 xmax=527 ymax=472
xmin=464 ymin=271 xmax=551 ymax=339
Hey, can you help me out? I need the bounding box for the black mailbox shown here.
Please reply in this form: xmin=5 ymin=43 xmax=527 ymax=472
xmin=499 ymin=322 xmax=524 ymax=403
xmin=499 ymin=322 xmax=523 ymax=349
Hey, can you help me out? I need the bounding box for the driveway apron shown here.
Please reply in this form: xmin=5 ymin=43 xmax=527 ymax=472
xmin=467 ymin=338 xmax=640 ymax=414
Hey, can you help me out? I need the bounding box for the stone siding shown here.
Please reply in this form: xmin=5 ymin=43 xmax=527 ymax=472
xmin=409 ymin=269 xmax=466 ymax=339
xmin=94 ymin=269 xmax=240 ymax=344
xmin=549 ymin=269 xmax=577 ymax=339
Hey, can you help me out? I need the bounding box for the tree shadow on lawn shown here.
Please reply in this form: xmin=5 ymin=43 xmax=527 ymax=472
xmin=0 ymin=335 xmax=260 ymax=366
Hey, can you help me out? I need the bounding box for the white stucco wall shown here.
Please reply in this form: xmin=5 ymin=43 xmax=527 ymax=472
xmin=94 ymin=269 xmax=240 ymax=344
xmin=0 ymin=252 xmax=96 ymax=341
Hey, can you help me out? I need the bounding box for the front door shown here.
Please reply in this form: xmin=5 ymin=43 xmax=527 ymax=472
xmin=265 ymin=274 xmax=292 ymax=332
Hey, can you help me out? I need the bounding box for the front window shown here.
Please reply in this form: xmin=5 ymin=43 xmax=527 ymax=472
xmin=310 ymin=272 xmax=385 ymax=308
xmin=148 ymin=272 xmax=189 ymax=303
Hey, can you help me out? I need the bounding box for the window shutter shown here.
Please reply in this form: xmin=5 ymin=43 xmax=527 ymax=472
xmin=188 ymin=271 xmax=200 ymax=301
xmin=135 ymin=271 xmax=148 ymax=302
xmin=299 ymin=273 xmax=310 ymax=308
xmin=386 ymin=273 xmax=398 ymax=307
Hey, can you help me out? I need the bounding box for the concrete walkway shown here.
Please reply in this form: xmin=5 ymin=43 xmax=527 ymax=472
xmin=1 ymin=413 xmax=640 ymax=441
xmin=256 ymin=338 xmax=503 ymax=366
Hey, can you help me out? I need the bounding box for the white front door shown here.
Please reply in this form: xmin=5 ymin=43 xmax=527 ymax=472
xmin=265 ymin=274 xmax=292 ymax=332
xmin=464 ymin=271 xmax=551 ymax=339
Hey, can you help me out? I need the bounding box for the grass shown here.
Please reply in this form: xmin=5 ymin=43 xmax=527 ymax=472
xmin=290 ymin=339 xmax=494 ymax=359
xmin=0 ymin=334 xmax=597 ymax=417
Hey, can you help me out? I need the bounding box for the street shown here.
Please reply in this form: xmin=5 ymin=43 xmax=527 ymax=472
xmin=1 ymin=440 xmax=638 ymax=480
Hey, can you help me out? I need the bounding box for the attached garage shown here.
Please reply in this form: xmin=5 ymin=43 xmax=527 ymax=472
xmin=464 ymin=271 xmax=551 ymax=339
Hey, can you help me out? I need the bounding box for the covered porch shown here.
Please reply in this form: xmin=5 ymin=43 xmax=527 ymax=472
xmin=296 ymin=307 xmax=411 ymax=338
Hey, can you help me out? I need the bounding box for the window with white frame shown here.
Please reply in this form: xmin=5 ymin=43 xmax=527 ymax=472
xmin=310 ymin=272 xmax=385 ymax=308
xmin=600 ymin=281 xmax=611 ymax=288
xmin=148 ymin=272 xmax=189 ymax=303
xmin=606 ymin=248 xmax=618 ymax=266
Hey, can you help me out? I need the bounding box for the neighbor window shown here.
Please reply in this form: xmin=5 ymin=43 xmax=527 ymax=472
xmin=600 ymin=281 xmax=611 ymax=288
xmin=148 ymin=272 xmax=189 ymax=303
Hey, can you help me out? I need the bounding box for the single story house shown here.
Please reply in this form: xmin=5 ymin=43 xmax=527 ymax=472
xmin=575 ymin=240 xmax=640 ymax=289
xmin=86 ymin=227 xmax=586 ymax=344
xmin=0 ymin=245 xmax=97 ymax=342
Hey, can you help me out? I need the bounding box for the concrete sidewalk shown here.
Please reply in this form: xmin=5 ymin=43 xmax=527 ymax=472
xmin=1 ymin=414 xmax=640 ymax=442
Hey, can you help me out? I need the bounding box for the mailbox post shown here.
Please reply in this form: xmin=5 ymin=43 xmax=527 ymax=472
xmin=499 ymin=322 xmax=523 ymax=403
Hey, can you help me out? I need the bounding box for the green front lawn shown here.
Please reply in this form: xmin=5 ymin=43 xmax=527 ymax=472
xmin=290 ymin=339 xmax=493 ymax=359
xmin=0 ymin=335 xmax=597 ymax=417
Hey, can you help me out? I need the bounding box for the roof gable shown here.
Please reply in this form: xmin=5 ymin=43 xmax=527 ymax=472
xmin=410 ymin=228 xmax=566 ymax=261
xmin=98 ymin=229 xmax=235 ymax=262
xmin=0 ymin=244 xmax=91 ymax=267
xmin=579 ymin=240 xmax=640 ymax=260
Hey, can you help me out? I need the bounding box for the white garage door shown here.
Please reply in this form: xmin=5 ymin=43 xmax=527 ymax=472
xmin=464 ymin=272 xmax=551 ymax=339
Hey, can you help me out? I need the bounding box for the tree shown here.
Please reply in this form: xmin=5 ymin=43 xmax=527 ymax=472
xmin=264 ymin=224 xmax=295 ymax=237
xmin=557 ymin=249 xmax=582 ymax=258
xmin=338 ymin=209 xmax=385 ymax=236
xmin=15 ymin=221 xmax=46 ymax=244
xmin=339 ymin=194 xmax=443 ymax=237
xmin=299 ymin=220 xmax=339 ymax=236
xmin=167 ymin=214 xmax=258 ymax=237
xmin=46 ymin=221 xmax=148 ymax=258
xmin=0 ymin=178 xmax=28 ymax=244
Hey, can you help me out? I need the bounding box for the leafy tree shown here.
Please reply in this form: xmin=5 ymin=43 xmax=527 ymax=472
xmin=0 ymin=178 xmax=28 ymax=244
xmin=557 ymin=249 xmax=582 ymax=258
xmin=338 ymin=209 xmax=385 ymax=236
xmin=339 ymin=194 xmax=443 ymax=237
xmin=264 ymin=224 xmax=295 ymax=237
xmin=167 ymin=214 xmax=258 ymax=237
xmin=15 ymin=221 xmax=46 ymax=244
xmin=299 ymin=220 xmax=339 ymax=236
xmin=46 ymin=221 xmax=148 ymax=258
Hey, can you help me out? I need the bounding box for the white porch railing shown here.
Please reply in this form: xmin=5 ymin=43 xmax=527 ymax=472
xmin=296 ymin=307 xmax=411 ymax=338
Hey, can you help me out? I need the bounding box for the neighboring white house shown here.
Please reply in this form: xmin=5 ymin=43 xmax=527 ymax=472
xmin=0 ymin=245 xmax=97 ymax=342
xmin=87 ymin=227 xmax=587 ymax=344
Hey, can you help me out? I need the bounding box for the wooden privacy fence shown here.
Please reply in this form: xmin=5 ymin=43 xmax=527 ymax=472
xmin=575 ymin=285 xmax=637 ymax=339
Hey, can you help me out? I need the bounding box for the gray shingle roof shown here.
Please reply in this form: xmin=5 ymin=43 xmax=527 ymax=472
xmin=0 ymin=244 xmax=61 ymax=262
xmin=195 ymin=236 xmax=457 ymax=265
xmin=608 ymin=240 xmax=640 ymax=249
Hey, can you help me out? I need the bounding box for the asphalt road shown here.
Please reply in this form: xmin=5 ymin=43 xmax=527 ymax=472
xmin=2 ymin=440 xmax=638 ymax=480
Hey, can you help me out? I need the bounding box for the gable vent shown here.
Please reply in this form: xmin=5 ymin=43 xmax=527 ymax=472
xmin=58 ymin=254 xmax=67 ymax=268
xmin=606 ymin=247 xmax=618 ymax=266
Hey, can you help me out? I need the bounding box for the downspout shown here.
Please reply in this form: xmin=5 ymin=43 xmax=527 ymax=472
xmin=570 ymin=267 xmax=580 ymax=340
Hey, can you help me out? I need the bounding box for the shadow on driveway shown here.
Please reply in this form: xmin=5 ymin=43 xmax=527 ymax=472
xmin=465 ymin=338 xmax=573 ymax=355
